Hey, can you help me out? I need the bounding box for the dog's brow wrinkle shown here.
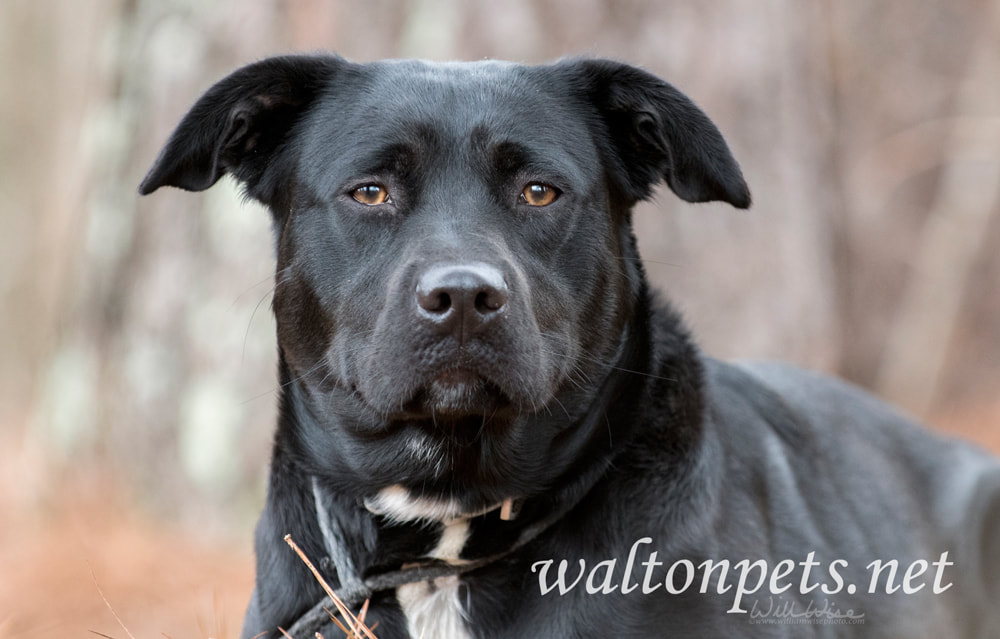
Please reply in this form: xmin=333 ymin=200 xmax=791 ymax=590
xmin=469 ymin=124 xmax=490 ymax=152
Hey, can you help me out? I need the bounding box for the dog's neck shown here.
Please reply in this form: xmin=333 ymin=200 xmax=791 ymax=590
xmin=279 ymin=290 xmax=706 ymax=591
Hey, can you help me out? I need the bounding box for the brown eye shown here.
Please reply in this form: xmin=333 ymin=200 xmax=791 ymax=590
xmin=520 ymin=183 xmax=559 ymax=207
xmin=352 ymin=184 xmax=390 ymax=205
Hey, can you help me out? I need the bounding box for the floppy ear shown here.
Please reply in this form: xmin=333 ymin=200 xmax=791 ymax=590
xmin=568 ymin=59 xmax=751 ymax=209
xmin=138 ymin=55 xmax=343 ymax=201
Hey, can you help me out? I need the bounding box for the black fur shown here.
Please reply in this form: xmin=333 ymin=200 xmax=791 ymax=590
xmin=140 ymin=55 xmax=999 ymax=638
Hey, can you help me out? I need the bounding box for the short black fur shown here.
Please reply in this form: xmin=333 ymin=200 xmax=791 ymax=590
xmin=140 ymin=54 xmax=1000 ymax=638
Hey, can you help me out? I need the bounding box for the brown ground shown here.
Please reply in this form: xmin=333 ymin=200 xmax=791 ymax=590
xmin=932 ymin=398 xmax=1000 ymax=456
xmin=0 ymin=485 xmax=254 ymax=639
xmin=0 ymin=402 xmax=995 ymax=639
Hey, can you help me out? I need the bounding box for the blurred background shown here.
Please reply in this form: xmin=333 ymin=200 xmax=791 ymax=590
xmin=2 ymin=0 xmax=999 ymax=637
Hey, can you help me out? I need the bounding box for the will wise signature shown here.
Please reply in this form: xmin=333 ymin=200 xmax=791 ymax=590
xmin=750 ymin=597 xmax=866 ymax=621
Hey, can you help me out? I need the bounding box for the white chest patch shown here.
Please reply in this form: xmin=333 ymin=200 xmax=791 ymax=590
xmin=364 ymin=484 xmax=468 ymax=523
xmin=365 ymin=485 xmax=479 ymax=639
xmin=397 ymin=574 xmax=470 ymax=639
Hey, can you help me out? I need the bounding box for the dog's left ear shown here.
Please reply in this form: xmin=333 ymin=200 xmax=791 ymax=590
xmin=566 ymin=59 xmax=751 ymax=209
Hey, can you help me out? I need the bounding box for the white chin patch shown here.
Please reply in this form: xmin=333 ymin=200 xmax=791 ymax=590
xmin=405 ymin=431 xmax=447 ymax=478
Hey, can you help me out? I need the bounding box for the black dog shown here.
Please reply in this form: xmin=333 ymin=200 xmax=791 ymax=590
xmin=140 ymin=55 xmax=1000 ymax=638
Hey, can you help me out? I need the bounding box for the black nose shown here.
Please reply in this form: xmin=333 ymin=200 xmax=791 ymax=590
xmin=416 ymin=263 xmax=509 ymax=342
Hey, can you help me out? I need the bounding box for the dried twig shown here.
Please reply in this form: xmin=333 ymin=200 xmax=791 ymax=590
xmin=90 ymin=566 xmax=137 ymax=639
xmin=284 ymin=534 xmax=378 ymax=639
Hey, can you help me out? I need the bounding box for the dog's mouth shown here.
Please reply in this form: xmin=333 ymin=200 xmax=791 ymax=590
xmin=398 ymin=367 xmax=513 ymax=419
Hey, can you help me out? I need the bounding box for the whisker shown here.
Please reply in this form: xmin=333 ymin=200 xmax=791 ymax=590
xmin=549 ymin=395 xmax=571 ymax=420
xmin=537 ymin=345 xmax=677 ymax=383
xmin=241 ymin=357 xmax=328 ymax=405
xmin=613 ymin=256 xmax=683 ymax=268
xmin=242 ymin=284 xmax=277 ymax=364
xmin=229 ymin=271 xmax=279 ymax=309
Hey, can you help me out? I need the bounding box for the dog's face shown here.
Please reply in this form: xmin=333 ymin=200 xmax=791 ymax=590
xmin=279 ymin=61 xmax=619 ymax=421
xmin=140 ymin=55 xmax=749 ymax=508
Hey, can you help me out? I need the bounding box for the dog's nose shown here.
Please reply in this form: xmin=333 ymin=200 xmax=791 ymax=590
xmin=416 ymin=263 xmax=508 ymax=341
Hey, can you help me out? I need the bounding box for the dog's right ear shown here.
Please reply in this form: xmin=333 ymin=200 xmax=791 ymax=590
xmin=138 ymin=55 xmax=343 ymax=200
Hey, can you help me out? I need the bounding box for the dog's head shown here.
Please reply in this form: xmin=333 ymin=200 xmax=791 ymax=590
xmin=140 ymin=55 xmax=748 ymax=508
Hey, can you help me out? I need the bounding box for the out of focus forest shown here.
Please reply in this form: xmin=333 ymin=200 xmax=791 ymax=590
xmin=2 ymin=1 xmax=999 ymax=637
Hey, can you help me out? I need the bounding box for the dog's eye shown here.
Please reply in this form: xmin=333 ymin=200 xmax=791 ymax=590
xmin=520 ymin=183 xmax=560 ymax=207
xmin=352 ymin=184 xmax=390 ymax=206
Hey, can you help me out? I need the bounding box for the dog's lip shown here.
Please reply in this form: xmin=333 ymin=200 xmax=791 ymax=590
xmin=391 ymin=367 xmax=513 ymax=420
xmin=432 ymin=367 xmax=481 ymax=387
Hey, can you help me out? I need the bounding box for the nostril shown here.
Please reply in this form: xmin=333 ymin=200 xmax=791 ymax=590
xmin=418 ymin=288 xmax=452 ymax=314
xmin=434 ymin=292 xmax=451 ymax=313
xmin=475 ymin=288 xmax=506 ymax=313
